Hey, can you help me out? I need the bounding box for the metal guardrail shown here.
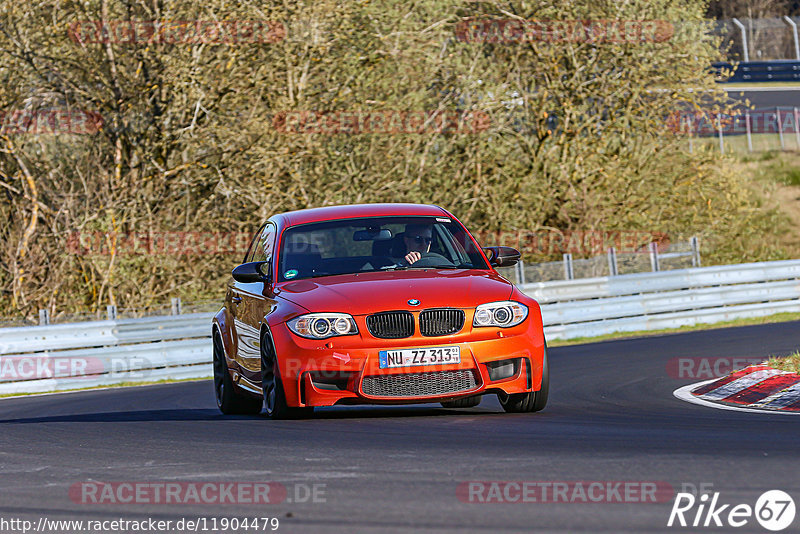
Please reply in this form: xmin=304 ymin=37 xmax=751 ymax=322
xmin=522 ymin=259 xmax=800 ymax=340
xmin=0 ymin=314 xmax=214 ymax=395
xmin=713 ymin=60 xmax=800 ymax=82
xmin=0 ymin=313 xmax=212 ymax=354
xmin=1 ymin=259 xmax=799 ymax=395
xmin=521 ymin=259 xmax=800 ymax=303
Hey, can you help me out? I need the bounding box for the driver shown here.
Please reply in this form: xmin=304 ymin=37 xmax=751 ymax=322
xmin=401 ymin=223 xmax=433 ymax=265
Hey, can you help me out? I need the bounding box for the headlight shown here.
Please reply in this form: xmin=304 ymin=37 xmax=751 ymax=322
xmin=473 ymin=301 xmax=528 ymax=328
xmin=288 ymin=313 xmax=358 ymax=339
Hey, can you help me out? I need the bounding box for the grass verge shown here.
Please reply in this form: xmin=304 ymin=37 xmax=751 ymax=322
xmin=768 ymin=351 xmax=800 ymax=373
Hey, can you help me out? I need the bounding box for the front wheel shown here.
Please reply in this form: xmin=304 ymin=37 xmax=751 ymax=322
xmin=498 ymin=347 xmax=549 ymax=413
xmin=261 ymin=331 xmax=314 ymax=420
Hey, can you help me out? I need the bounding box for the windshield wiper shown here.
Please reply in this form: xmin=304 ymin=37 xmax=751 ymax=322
xmin=380 ymin=264 xmax=409 ymax=271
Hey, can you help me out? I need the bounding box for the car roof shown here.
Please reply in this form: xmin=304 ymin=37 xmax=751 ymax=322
xmin=276 ymin=203 xmax=451 ymax=227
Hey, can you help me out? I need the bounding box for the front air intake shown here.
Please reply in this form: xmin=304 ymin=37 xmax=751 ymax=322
xmin=361 ymin=370 xmax=478 ymax=398
xmin=419 ymin=308 xmax=465 ymax=336
xmin=366 ymin=311 xmax=415 ymax=339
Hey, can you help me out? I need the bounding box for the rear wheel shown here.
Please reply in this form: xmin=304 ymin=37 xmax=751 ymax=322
xmin=213 ymin=330 xmax=262 ymax=415
xmin=498 ymin=346 xmax=549 ymax=413
xmin=441 ymin=395 xmax=482 ymax=408
xmin=261 ymin=331 xmax=314 ymax=420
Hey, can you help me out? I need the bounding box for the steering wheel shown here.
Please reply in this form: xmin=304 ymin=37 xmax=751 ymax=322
xmin=407 ymin=252 xmax=454 ymax=268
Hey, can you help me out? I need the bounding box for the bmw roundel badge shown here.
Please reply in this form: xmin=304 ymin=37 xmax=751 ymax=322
xmin=407 ymin=299 xmax=420 ymax=306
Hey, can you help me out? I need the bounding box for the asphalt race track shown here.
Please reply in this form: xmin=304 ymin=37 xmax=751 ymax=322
xmin=2 ymin=321 xmax=799 ymax=533
xmin=724 ymin=86 xmax=800 ymax=109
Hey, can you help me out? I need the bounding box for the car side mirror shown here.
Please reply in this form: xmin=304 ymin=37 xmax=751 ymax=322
xmin=232 ymin=261 xmax=270 ymax=283
xmin=484 ymin=246 xmax=521 ymax=267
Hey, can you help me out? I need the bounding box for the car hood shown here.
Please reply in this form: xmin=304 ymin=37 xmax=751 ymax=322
xmin=276 ymin=269 xmax=514 ymax=315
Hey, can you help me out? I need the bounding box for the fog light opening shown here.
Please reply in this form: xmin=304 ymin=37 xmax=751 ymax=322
xmin=309 ymin=371 xmax=352 ymax=391
xmin=486 ymin=358 xmax=520 ymax=381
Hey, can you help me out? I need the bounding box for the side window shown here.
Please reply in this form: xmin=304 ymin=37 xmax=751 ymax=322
xmin=252 ymin=224 xmax=276 ymax=262
xmin=244 ymin=224 xmax=267 ymax=263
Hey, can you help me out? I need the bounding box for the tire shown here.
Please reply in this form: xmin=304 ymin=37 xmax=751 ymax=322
xmin=441 ymin=395 xmax=482 ymax=408
xmin=498 ymin=346 xmax=549 ymax=413
xmin=261 ymin=331 xmax=314 ymax=420
xmin=213 ymin=330 xmax=262 ymax=415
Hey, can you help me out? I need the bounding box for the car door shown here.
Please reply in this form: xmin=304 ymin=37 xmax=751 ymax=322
xmin=228 ymin=223 xmax=277 ymax=392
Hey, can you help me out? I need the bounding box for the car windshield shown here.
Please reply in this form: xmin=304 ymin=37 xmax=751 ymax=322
xmin=277 ymin=216 xmax=489 ymax=282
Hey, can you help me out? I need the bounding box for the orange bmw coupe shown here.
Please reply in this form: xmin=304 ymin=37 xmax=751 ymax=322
xmin=212 ymin=203 xmax=548 ymax=419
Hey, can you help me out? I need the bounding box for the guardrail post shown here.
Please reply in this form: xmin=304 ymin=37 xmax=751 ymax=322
xmin=607 ymin=247 xmax=618 ymax=276
xmin=649 ymin=242 xmax=660 ymax=272
xmin=38 ymin=309 xmax=50 ymax=325
xmin=785 ymin=16 xmax=800 ymax=60
xmin=563 ymin=253 xmax=574 ymax=280
xmin=746 ymin=110 xmax=753 ymax=152
xmin=690 ymin=236 xmax=701 ymax=267
xmin=171 ymin=297 xmax=182 ymax=315
xmin=777 ymin=107 xmax=785 ymax=150
xmin=732 ymin=18 xmax=749 ymax=62
xmin=794 ymin=108 xmax=800 ymax=150
xmin=684 ymin=116 xmax=693 ymax=154
xmin=106 ymin=305 xmax=117 ymax=320
xmin=515 ymin=259 xmax=525 ymax=285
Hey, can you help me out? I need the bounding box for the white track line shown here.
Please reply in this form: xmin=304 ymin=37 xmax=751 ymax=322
xmin=696 ymin=369 xmax=788 ymax=400
xmin=673 ymin=380 xmax=800 ymax=416
xmin=723 ymin=86 xmax=800 ymax=92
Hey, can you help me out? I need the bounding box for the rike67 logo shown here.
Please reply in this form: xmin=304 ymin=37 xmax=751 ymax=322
xmin=668 ymin=490 xmax=795 ymax=531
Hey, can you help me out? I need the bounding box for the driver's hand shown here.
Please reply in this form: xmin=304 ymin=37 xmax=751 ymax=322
xmin=405 ymin=251 xmax=421 ymax=264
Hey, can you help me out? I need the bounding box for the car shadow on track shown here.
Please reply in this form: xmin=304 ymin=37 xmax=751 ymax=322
xmin=0 ymin=406 xmax=513 ymax=424
xmin=0 ymin=409 xmax=231 ymax=424
xmin=310 ymin=405 xmax=504 ymax=419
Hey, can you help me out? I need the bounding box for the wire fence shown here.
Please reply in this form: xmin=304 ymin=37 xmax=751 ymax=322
xmin=493 ymin=238 xmax=699 ymax=284
xmin=679 ymin=107 xmax=800 ymax=154
xmin=714 ymin=17 xmax=800 ymax=62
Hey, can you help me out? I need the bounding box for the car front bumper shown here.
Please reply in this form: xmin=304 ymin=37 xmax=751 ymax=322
xmin=270 ymin=315 xmax=546 ymax=407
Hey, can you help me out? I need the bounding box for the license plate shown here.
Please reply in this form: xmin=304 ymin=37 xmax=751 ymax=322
xmin=379 ymin=346 xmax=461 ymax=369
